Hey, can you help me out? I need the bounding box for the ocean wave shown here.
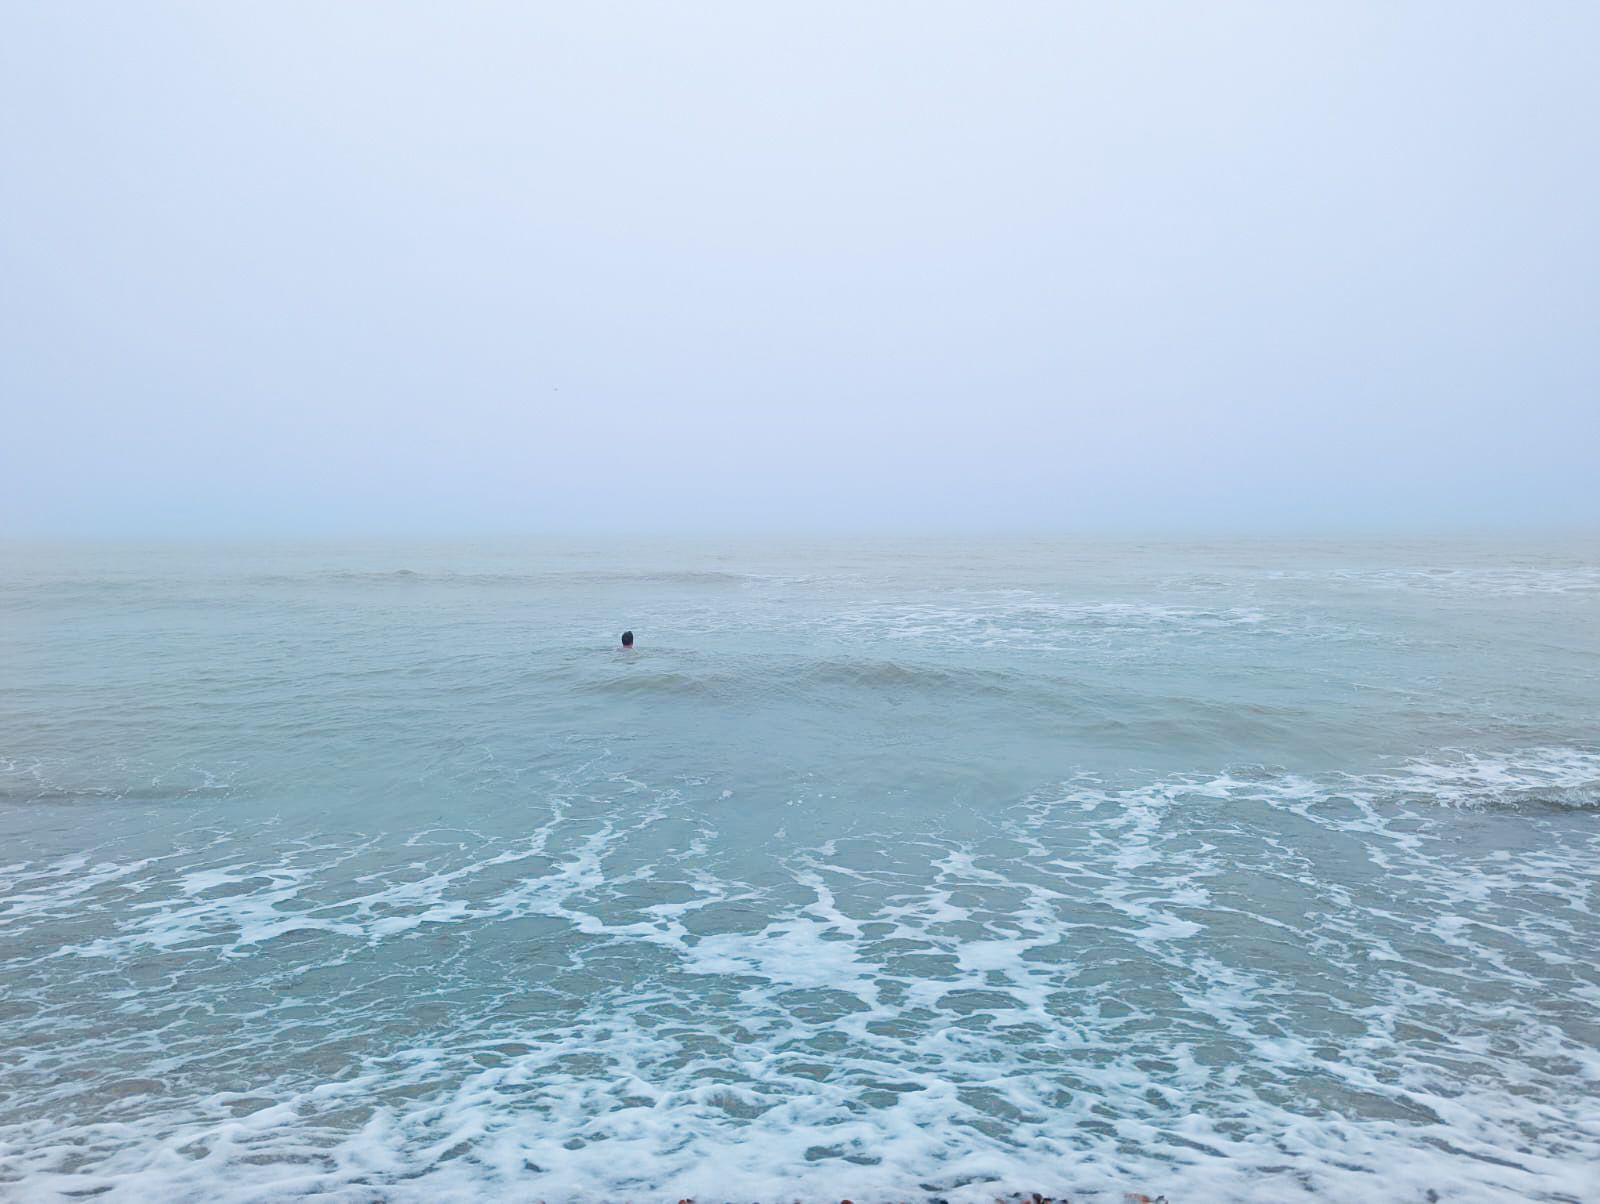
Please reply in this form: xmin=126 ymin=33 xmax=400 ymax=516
xmin=3 ymin=748 xmax=1596 ymax=1201
xmin=1279 ymin=566 xmax=1600 ymax=597
xmin=1036 ymin=747 xmax=1600 ymax=816
xmin=0 ymin=567 xmax=767 ymax=596
xmin=1366 ymin=747 xmax=1600 ymax=811
xmin=825 ymin=600 xmax=1286 ymax=654
xmin=0 ymin=758 xmax=240 ymax=808
xmin=577 ymin=656 xmax=1045 ymax=702
xmin=298 ymin=568 xmax=762 ymax=588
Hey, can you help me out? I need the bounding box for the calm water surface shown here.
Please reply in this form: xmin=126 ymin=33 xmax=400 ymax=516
xmin=2 ymin=538 xmax=1597 ymax=1202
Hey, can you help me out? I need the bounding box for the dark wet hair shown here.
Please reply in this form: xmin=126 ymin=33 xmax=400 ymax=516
xmin=620 ymin=630 xmax=634 ymax=647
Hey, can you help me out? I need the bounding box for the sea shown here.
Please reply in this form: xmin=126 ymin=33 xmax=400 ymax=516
xmin=1 ymin=537 xmax=1597 ymax=1203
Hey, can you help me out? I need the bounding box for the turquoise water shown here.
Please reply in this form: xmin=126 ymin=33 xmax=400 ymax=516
xmin=2 ymin=538 xmax=1597 ymax=1202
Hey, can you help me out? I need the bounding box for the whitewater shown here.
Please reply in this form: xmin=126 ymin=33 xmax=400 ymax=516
xmin=1 ymin=537 xmax=1596 ymax=1202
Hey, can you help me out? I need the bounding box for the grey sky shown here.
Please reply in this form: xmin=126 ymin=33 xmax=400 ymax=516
xmin=2 ymin=3 xmax=1596 ymax=536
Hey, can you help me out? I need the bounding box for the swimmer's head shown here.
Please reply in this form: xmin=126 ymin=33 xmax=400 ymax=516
xmin=620 ymin=630 xmax=634 ymax=649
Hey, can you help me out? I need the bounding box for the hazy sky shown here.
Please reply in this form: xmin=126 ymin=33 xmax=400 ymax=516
xmin=2 ymin=3 xmax=1596 ymax=536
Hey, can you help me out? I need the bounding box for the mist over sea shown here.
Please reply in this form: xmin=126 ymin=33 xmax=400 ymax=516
xmin=2 ymin=537 xmax=1597 ymax=1203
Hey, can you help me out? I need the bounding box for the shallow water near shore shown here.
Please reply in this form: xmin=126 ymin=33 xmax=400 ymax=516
xmin=2 ymin=536 xmax=1597 ymax=1203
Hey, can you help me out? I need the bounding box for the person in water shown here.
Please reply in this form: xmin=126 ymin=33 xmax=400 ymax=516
xmin=620 ymin=630 xmax=634 ymax=649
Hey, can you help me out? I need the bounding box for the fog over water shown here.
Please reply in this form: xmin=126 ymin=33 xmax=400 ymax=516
xmin=3 ymin=7 xmax=1598 ymax=1202
xmin=3 ymin=3 xmax=1598 ymax=536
